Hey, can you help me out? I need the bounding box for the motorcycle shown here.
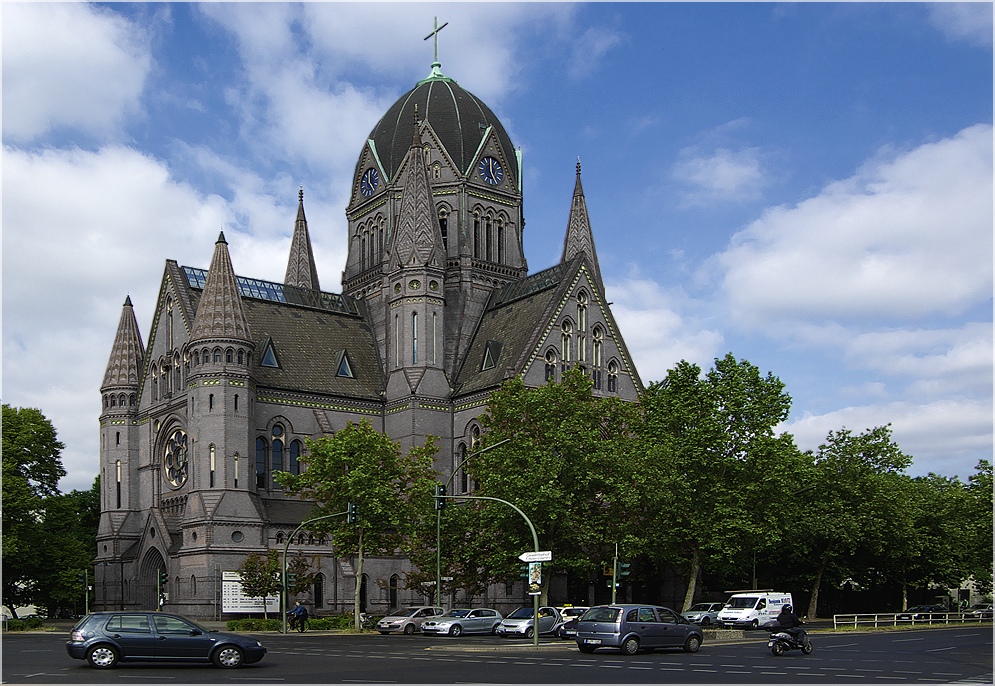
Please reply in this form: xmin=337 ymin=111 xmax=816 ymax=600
xmin=765 ymin=622 xmax=813 ymax=656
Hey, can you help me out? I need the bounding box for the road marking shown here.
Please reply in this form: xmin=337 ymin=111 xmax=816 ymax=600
xmin=20 ymin=674 xmax=67 ymax=679
xmin=822 ymin=642 xmax=859 ymax=648
xmin=926 ymin=646 xmax=955 ymax=652
xmin=893 ymin=637 xmax=925 ymax=642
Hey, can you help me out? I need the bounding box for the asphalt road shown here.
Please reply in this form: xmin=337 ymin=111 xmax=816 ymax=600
xmin=3 ymin=625 xmax=992 ymax=684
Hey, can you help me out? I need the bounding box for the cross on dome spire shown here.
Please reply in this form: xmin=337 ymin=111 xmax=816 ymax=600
xmin=423 ymin=17 xmax=449 ymax=80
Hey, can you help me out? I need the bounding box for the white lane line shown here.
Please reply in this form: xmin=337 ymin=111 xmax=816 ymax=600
xmin=926 ymin=646 xmax=955 ymax=652
xmin=822 ymin=642 xmax=859 ymax=648
xmin=893 ymin=637 xmax=925 ymax=642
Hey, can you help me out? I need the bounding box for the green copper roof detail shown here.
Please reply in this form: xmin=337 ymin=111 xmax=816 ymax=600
xmin=417 ymin=61 xmax=455 ymax=85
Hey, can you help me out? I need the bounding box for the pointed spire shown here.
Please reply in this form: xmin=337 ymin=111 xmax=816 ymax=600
xmin=284 ymin=186 xmax=321 ymax=291
xmin=561 ymin=159 xmax=602 ymax=286
xmin=102 ymin=295 xmax=146 ymax=390
xmin=191 ymin=233 xmax=251 ymax=342
xmin=390 ymin=105 xmax=445 ymax=271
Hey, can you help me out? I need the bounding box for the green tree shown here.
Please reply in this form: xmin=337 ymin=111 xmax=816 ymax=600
xmin=36 ymin=478 xmax=101 ymax=616
xmin=964 ymin=460 xmax=994 ymax=594
xmin=638 ymin=357 xmax=802 ymax=611
xmin=238 ymin=551 xmax=281 ymax=619
xmin=276 ymin=420 xmax=438 ymax=630
xmin=286 ymin=553 xmax=317 ymax=599
xmin=2 ymin=404 xmax=66 ymax=616
xmin=787 ymin=425 xmax=912 ymax=617
xmin=467 ymin=370 xmax=641 ymax=606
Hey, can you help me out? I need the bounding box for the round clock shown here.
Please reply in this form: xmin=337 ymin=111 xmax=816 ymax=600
xmin=478 ymin=156 xmax=503 ymax=185
xmin=360 ymin=168 xmax=379 ymax=197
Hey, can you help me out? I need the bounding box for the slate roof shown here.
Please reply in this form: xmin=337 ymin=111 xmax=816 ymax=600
xmin=102 ymin=296 xmax=145 ymax=389
xmin=178 ymin=269 xmax=384 ymax=401
xmin=366 ymin=73 xmax=516 ymax=184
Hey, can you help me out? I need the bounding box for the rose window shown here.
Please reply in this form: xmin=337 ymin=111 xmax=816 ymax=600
xmin=163 ymin=429 xmax=188 ymax=488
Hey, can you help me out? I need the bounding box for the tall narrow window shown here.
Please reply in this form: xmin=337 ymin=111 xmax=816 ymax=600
xmin=209 ymin=445 xmax=216 ymax=488
xmin=439 ymin=211 xmax=448 ymax=250
xmin=577 ymin=292 xmax=588 ymax=331
xmin=544 ymin=350 xmax=557 ymax=382
xmin=361 ymin=232 xmax=367 ymax=270
xmin=115 ymin=460 xmax=122 ymax=509
xmin=233 ymin=453 xmax=239 ymax=489
xmin=234 ymin=394 xmax=239 ymax=411
xmin=389 ymin=574 xmax=399 ymax=610
xmin=272 ymin=439 xmax=284 ymax=488
xmin=608 ymin=361 xmax=619 ymax=394
xmin=412 ymin=312 xmax=418 ymax=364
xmin=289 ymin=440 xmax=302 ymax=475
xmin=394 ymin=315 xmax=400 ymax=367
xmin=314 ymin=574 xmax=325 ymax=609
xmin=431 ymin=312 xmax=437 ymax=365
xmin=497 ymin=221 xmax=505 ymax=263
xmin=485 ymin=217 xmax=493 ymax=261
xmin=167 ymin=297 xmax=174 ymax=349
xmin=561 ymin=321 xmax=573 ymax=363
xmin=209 ymin=394 xmax=214 ymax=411
xmin=473 ymin=216 xmax=481 ymax=259
xmin=255 ymin=438 xmax=267 ymax=489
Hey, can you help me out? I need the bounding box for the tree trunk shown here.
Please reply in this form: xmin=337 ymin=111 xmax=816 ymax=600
xmin=806 ymin=556 xmax=826 ymax=619
xmin=353 ymin=529 xmax=365 ymax=631
xmin=681 ymin=547 xmax=700 ymax=612
xmin=901 ymin=581 xmax=908 ymax=611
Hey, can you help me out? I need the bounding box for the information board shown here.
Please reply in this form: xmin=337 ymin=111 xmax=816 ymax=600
xmin=221 ymin=571 xmax=280 ymax=613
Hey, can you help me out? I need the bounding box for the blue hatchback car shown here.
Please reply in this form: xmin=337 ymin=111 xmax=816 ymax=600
xmin=575 ymin=604 xmax=703 ymax=655
xmin=66 ymin=612 xmax=266 ymax=669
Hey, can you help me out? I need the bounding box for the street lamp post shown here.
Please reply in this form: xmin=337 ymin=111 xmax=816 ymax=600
xmin=435 ymin=438 xmax=510 ymax=607
xmin=282 ymin=507 xmax=351 ymax=634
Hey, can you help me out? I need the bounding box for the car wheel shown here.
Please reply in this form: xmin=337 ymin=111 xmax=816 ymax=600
xmin=683 ymin=634 xmax=702 ymax=653
xmin=491 ymin=624 xmax=499 ymax=635
xmin=450 ymin=624 xmax=463 ymax=637
xmin=213 ymin=645 xmax=244 ymax=669
xmin=751 ymin=619 xmax=759 ymax=629
xmin=578 ymin=644 xmax=596 ymax=654
xmin=524 ymin=627 xmax=534 ymax=639
xmin=86 ymin=645 xmax=119 ymax=669
xmin=621 ymin=636 xmax=640 ymax=655
xmin=701 ymin=616 xmax=711 ymax=626
xmin=403 ymin=623 xmax=415 ymax=635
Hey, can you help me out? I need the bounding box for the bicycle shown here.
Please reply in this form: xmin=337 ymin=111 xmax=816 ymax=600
xmin=287 ymin=613 xmax=310 ymax=633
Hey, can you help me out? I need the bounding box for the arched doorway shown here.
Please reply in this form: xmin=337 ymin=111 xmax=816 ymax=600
xmin=139 ymin=547 xmax=167 ymax=610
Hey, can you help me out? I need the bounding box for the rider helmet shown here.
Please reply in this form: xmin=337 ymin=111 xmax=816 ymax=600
xmin=782 ymin=604 xmax=792 ymax=613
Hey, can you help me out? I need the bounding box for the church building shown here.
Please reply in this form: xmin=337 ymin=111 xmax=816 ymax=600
xmin=94 ymin=55 xmax=642 ymax=619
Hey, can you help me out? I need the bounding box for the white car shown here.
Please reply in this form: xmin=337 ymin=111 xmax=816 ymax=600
xmin=496 ymin=606 xmax=562 ymax=638
xmin=376 ymin=606 xmax=444 ymax=634
xmin=421 ymin=608 xmax=503 ymax=636
xmin=681 ymin=602 xmax=725 ymax=625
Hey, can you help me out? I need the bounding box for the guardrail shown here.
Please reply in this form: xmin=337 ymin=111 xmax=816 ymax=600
xmin=833 ymin=612 xmax=993 ymax=629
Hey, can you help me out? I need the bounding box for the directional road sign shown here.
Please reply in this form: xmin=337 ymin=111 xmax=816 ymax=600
xmin=519 ymin=550 xmax=552 ymax=562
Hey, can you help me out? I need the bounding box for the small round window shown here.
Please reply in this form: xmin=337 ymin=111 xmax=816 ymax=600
xmin=231 ymin=531 xmax=244 ymax=543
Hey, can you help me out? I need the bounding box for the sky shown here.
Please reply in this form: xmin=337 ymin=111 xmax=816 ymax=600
xmin=2 ymin=2 xmax=992 ymax=493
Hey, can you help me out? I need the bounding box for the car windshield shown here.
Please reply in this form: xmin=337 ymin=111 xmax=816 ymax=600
xmin=402 ymin=607 xmax=426 ymax=617
xmin=561 ymin=608 xmax=586 ymax=617
xmin=581 ymin=607 xmax=620 ymax=622
xmin=727 ymin=597 xmax=758 ymax=609
xmin=443 ymin=610 xmax=471 ymax=618
xmin=688 ymin=604 xmax=713 ymax=612
xmin=507 ymin=607 xmax=534 ymax=619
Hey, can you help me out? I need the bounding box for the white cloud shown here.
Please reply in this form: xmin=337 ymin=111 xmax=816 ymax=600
xmin=672 ymin=146 xmax=769 ymax=207
xmin=927 ymin=3 xmax=993 ymax=48
xmin=2 ymin=3 xmax=151 ymax=143
xmin=568 ymin=25 xmax=625 ymax=80
xmin=715 ymin=124 xmax=993 ymax=326
xmin=783 ymin=397 xmax=993 ymax=479
xmin=606 ymin=275 xmax=724 ymax=382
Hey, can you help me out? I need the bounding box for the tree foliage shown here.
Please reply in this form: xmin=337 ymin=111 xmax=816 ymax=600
xmin=237 ymin=551 xmax=281 ymax=619
xmin=276 ymin=419 xmax=438 ymax=629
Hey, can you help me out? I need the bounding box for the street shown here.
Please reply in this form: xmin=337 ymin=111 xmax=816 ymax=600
xmin=3 ymin=626 xmax=992 ymax=683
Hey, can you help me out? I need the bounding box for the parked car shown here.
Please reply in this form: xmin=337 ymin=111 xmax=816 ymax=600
xmin=556 ymin=606 xmax=590 ymax=639
xmin=65 ymin=612 xmax=266 ymax=669
xmin=967 ymin=603 xmax=993 ymax=619
xmin=896 ymin=604 xmax=948 ymax=620
xmin=496 ymin=606 xmax=562 ymax=638
xmin=376 ymin=606 xmax=444 ymax=634
xmin=575 ymin=604 xmax=703 ymax=655
xmin=681 ymin=602 xmax=725 ymax=626
xmin=421 ymin=608 xmax=503 ymax=636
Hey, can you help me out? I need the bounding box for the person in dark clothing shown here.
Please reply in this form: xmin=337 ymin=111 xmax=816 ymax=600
xmin=288 ymin=601 xmax=309 ymax=629
xmin=776 ymin=605 xmax=808 ymax=646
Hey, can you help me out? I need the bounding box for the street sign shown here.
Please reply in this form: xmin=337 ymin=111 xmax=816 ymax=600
xmin=519 ymin=550 xmax=552 ymax=562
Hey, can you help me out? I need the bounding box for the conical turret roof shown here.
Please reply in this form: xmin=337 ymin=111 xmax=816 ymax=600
xmin=284 ymin=187 xmax=321 ymax=291
xmin=561 ymin=160 xmax=602 ymax=286
xmin=102 ymin=295 xmax=145 ymax=389
xmin=191 ymin=232 xmax=251 ymax=341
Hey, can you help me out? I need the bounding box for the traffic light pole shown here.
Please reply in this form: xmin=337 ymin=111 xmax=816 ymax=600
xmin=281 ymin=506 xmax=352 ymax=635
xmin=435 ymin=439 xmax=510 ymax=607
xmin=435 ymin=493 xmax=541 ymax=649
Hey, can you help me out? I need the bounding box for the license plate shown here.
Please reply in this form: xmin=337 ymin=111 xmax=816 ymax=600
xmin=584 ymin=639 xmax=602 ymax=645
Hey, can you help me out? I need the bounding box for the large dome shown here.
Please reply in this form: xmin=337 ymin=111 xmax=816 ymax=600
xmin=365 ymin=70 xmax=517 ymax=186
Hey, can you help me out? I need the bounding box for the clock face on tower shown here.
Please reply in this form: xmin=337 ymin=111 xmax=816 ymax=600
xmin=478 ymin=156 xmax=503 ymax=185
xmin=361 ymin=168 xmax=380 ymax=197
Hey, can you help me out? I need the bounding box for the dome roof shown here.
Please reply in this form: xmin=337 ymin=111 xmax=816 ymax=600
xmin=365 ymin=69 xmax=516 ymax=186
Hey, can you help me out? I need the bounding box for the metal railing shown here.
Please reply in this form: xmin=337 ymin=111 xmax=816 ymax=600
xmin=833 ymin=611 xmax=993 ymax=629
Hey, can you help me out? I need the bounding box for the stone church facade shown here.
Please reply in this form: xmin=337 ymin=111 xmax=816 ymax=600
xmin=94 ymin=58 xmax=642 ymax=620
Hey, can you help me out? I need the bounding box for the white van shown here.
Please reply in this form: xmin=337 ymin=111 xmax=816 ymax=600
xmin=716 ymin=591 xmax=792 ymax=628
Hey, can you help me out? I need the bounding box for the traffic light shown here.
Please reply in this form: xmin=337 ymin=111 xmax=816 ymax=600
xmin=77 ymin=572 xmax=87 ymax=585
xmin=617 ymin=562 xmax=631 ymax=579
xmin=158 ymin=570 xmax=168 ymax=587
xmin=519 ymin=565 xmax=529 ymax=578
xmin=434 ymin=484 xmax=447 ymax=510
xmin=287 ymin=572 xmax=297 ymax=586
xmin=346 ymin=502 xmax=358 ymax=524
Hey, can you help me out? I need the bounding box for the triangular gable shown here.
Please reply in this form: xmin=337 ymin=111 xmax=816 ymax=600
xmin=468 ymin=125 xmax=516 ymax=191
xmin=259 ymin=338 xmax=280 ymax=368
xmin=331 ymin=350 xmax=356 ymax=378
xmin=352 ymin=141 xmax=389 ymax=205
xmin=416 ymin=120 xmax=461 ymax=185
xmin=139 ymin=261 xmax=200 ymax=398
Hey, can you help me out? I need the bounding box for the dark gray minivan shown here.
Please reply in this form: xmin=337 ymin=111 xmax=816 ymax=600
xmin=575 ymin=604 xmax=703 ymax=655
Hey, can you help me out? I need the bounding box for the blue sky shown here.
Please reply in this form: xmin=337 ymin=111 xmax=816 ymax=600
xmin=3 ymin=2 xmax=992 ymax=492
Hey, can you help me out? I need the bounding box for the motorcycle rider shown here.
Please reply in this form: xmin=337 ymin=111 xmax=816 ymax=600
xmin=776 ymin=604 xmax=809 ymax=647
